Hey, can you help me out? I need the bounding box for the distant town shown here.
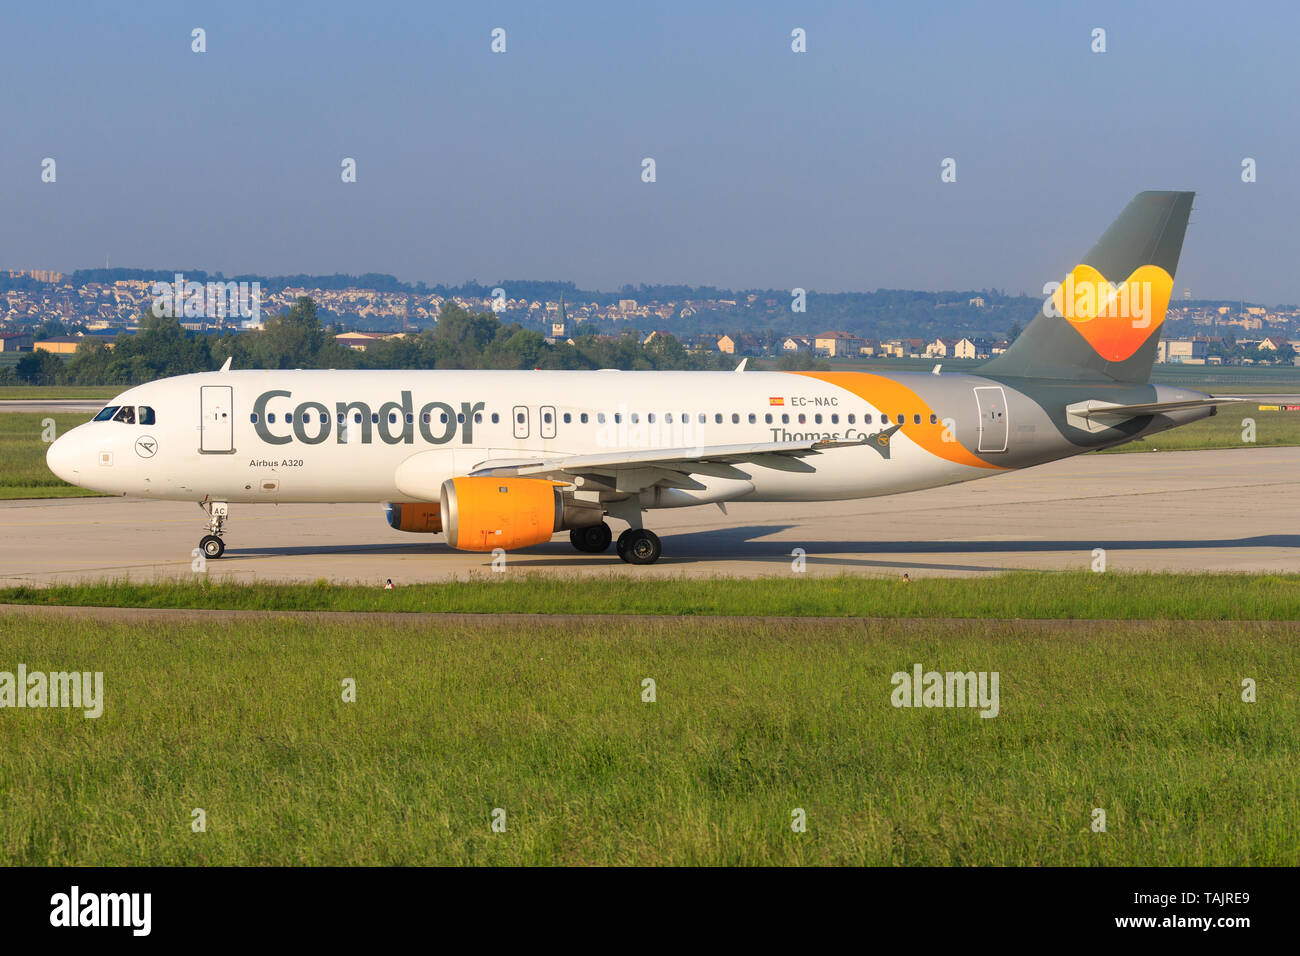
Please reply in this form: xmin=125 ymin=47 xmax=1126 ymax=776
xmin=2 ymin=267 xmax=1298 ymax=374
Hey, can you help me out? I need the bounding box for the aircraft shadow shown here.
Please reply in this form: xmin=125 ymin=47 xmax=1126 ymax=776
xmin=222 ymin=525 xmax=1299 ymax=573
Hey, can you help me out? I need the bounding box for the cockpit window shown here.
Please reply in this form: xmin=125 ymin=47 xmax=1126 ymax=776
xmin=112 ymin=406 xmax=136 ymax=424
xmin=138 ymin=406 xmax=156 ymax=425
xmin=93 ymin=406 xmax=120 ymax=422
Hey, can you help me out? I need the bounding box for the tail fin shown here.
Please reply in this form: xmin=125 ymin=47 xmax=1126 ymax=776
xmin=980 ymin=190 xmax=1194 ymax=383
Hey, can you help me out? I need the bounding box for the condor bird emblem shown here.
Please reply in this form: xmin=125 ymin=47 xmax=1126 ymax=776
xmin=135 ymin=436 xmax=158 ymax=458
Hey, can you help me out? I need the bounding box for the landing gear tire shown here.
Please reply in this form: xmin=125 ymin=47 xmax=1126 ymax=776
xmin=199 ymin=534 xmax=226 ymax=559
xmin=570 ymin=522 xmax=613 ymax=553
xmin=617 ymin=529 xmax=661 ymax=565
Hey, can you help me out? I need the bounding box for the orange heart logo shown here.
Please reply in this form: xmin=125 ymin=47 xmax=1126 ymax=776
xmin=1051 ymin=263 xmax=1173 ymax=361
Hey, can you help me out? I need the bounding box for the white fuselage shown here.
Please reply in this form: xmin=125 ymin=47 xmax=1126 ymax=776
xmin=46 ymin=368 xmax=1005 ymax=507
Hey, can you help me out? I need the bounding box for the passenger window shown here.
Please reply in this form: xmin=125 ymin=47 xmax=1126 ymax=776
xmin=543 ymin=411 xmax=553 ymax=424
xmin=138 ymin=406 xmax=156 ymax=425
xmin=354 ymin=412 xmax=363 ymax=424
xmin=491 ymin=413 xmax=499 ymax=424
xmin=389 ymin=413 xmax=398 ymax=424
xmin=781 ymin=414 xmax=789 ymax=424
xmin=421 ymin=413 xmax=430 ymax=424
xmin=442 ymin=412 xmax=450 ymax=424
xmin=457 ymin=412 xmax=464 ymax=424
xmin=698 ymin=413 xmax=706 ymax=424
xmin=266 ymin=413 xmax=276 ymax=424
xmin=731 ymin=413 xmax=739 ymax=424
xmin=798 ymin=413 xmax=806 ymax=424
xmin=896 ymin=414 xmax=905 ymax=425
xmin=814 ymin=413 xmax=822 ymax=424
xmin=113 ymin=406 xmax=135 ymax=424
xmin=631 ymin=413 xmax=639 ymax=424
xmin=598 ymin=413 xmax=606 ymax=424
xmin=515 ymin=412 xmax=524 ymax=424
xmin=405 ymin=413 xmax=414 ymax=424
xmin=475 ymin=412 xmax=483 ymax=424
xmin=748 ymin=413 xmax=756 ymax=423
xmin=714 ymin=413 xmax=722 ymax=424
xmin=337 ymin=413 xmax=345 ymax=424
xmin=94 ymin=406 xmax=120 ymax=422
xmin=579 ymin=413 xmax=588 ymax=424
xmin=371 ymin=413 xmax=379 ymax=424
xmin=764 ymin=413 xmax=772 ymax=424
xmin=913 ymin=414 xmax=921 ymax=424
xmin=320 ymin=413 xmax=328 ymax=424
xmin=647 ymin=413 xmax=655 ymax=424
xmin=614 ymin=413 xmax=621 ymax=424
xmin=831 ymin=414 xmax=839 ymax=424
xmin=849 ymin=414 xmax=857 ymax=424
xmin=665 ymin=413 xmax=673 ymax=424
xmin=563 ymin=412 xmax=571 ymax=424
xmin=929 ymin=414 xmax=938 ymax=424
xmin=250 ymin=413 xmax=259 ymax=424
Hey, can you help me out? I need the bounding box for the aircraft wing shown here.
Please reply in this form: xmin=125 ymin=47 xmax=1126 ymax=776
xmin=468 ymin=438 xmax=867 ymax=493
xmin=1068 ymin=394 xmax=1300 ymax=423
xmin=1066 ymin=397 xmax=1238 ymax=420
xmin=1208 ymin=394 xmax=1300 ymax=404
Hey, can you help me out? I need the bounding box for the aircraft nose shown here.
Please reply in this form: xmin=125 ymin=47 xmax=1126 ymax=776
xmin=46 ymin=432 xmax=81 ymax=483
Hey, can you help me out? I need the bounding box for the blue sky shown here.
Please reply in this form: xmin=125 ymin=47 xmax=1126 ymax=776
xmin=3 ymin=0 xmax=1298 ymax=301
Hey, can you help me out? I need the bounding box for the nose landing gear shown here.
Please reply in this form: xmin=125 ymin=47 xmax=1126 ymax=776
xmin=198 ymin=500 xmax=229 ymax=559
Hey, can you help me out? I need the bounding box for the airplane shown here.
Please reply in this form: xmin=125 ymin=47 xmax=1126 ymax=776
xmin=43 ymin=190 xmax=1273 ymax=565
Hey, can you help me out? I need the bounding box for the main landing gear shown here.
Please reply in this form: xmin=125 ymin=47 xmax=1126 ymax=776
xmin=616 ymin=528 xmax=661 ymax=565
xmin=198 ymin=500 xmax=229 ymax=559
xmin=569 ymin=522 xmax=613 ymax=553
xmin=567 ymin=519 xmax=662 ymax=564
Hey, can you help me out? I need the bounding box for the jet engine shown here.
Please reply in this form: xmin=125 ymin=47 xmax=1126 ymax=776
xmin=440 ymin=476 xmax=602 ymax=551
xmin=384 ymin=501 xmax=443 ymax=533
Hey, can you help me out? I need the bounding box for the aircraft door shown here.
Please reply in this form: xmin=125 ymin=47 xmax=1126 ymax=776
xmin=540 ymin=405 xmax=556 ymax=439
xmin=200 ymin=385 xmax=235 ymax=453
xmin=512 ymin=405 xmax=529 ymax=439
xmin=973 ymin=386 xmax=1008 ymax=453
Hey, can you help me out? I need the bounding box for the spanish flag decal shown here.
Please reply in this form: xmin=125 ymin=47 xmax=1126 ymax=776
xmin=769 ymin=396 xmax=784 ymax=406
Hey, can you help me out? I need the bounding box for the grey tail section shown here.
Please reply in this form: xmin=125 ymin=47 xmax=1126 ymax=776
xmin=979 ymin=190 xmax=1195 ymax=383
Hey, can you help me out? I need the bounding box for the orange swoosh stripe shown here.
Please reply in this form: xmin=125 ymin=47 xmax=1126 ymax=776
xmin=787 ymin=371 xmax=1003 ymax=470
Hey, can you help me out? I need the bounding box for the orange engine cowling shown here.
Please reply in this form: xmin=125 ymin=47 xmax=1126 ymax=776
xmin=384 ymin=501 xmax=443 ymax=533
xmin=440 ymin=477 xmax=565 ymax=552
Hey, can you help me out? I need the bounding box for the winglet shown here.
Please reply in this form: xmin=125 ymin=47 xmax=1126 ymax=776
xmin=219 ymin=356 xmax=233 ymax=372
xmin=735 ymin=359 xmax=747 ymax=372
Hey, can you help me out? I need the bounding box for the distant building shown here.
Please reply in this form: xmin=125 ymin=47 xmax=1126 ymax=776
xmin=781 ymin=336 xmax=811 ymax=353
xmin=34 ymin=335 xmax=116 ymax=354
xmin=334 ymin=331 xmax=388 ymax=351
xmin=1159 ymin=338 xmax=1208 ymax=364
xmin=0 ymin=332 xmax=33 ymax=351
xmin=813 ymin=331 xmax=864 ymax=357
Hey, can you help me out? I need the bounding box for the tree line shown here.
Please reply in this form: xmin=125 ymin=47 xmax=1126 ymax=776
xmin=0 ymin=297 xmax=753 ymax=386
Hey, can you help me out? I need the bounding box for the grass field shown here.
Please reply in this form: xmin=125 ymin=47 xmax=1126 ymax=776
xmin=3 ymin=571 xmax=1299 ymax=620
xmin=0 ymin=612 xmax=1293 ymax=865
xmin=0 ymin=413 xmax=102 ymax=499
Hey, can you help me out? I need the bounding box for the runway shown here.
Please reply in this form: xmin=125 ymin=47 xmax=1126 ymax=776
xmin=0 ymin=399 xmax=106 ymax=415
xmin=1 ymin=446 xmax=1297 ymax=585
